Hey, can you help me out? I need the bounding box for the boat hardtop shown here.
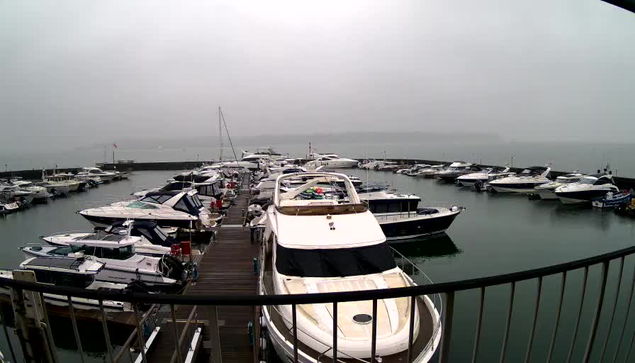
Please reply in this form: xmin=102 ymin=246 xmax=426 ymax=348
xmin=21 ymin=256 xmax=103 ymax=276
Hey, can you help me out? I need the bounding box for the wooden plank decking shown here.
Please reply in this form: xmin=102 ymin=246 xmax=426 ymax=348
xmin=146 ymin=176 xmax=260 ymax=362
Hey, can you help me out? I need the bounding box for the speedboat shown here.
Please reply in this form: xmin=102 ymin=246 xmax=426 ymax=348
xmin=76 ymin=167 xmax=117 ymax=183
xmin=404 ymin=164 xmax=431 ymax=176
xmin=534 ymin=173 xmax=583 ymax=200
xmin=21 ymin=238 xmax=186 ymax=291
xmin=357 ymin=185 xmax=464 ymax=241
xmin=11 ymin=180 xmax=50 ymax=203
xmin=260 ymin=172 xmax=442 ymax=363
xmin=555 ymin=174 xmax=619 ymax=205
xmin=0 ymin=257 xmax=129 ymax=311
xmin=134 ymin=180 xmax=222 ymax=207
xmin=305 ymin=153 xmax=359 ymax=169
xmin=0 ymin=182 xmax=35 ymax=204
xmin=592 ymin=190 xmax=633 ymax=209
xmin=0 ymin=201 xmax=20 ymax=215
xmin=488 ymin=166 xmax=551 ymax=193
xmin=44 ymin=173 xmax=82 ymax=192
xmin=456 ymin=167 xmax=513 ymax=188
xmin=41 ymin=220 xmax=177 ymax=257
xmin=436 ymin=162 xmax=480 ymax=183
xmin=416 ymin=165 xmax=445 ymax=178
xmin=79 ymin=190 xmax=216 ymax=231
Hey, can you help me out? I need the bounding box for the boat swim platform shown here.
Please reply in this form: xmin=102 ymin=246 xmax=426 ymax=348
xmin=145 ymin=175 xmax=260 ymax=363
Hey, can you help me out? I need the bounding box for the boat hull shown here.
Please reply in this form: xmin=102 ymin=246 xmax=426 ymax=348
xmin=376 ymin=209 xmax=461 ymax=242
xmin=490 ymin=183 xmax=545 ymax=194
xmin=555 ymin=190 xmax=613 ymax=204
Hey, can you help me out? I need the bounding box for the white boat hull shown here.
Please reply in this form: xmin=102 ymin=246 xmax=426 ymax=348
xmin=490 ymin=185 xmax=539 ymax=194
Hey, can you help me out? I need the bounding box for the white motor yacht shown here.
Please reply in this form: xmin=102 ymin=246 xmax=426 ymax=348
xmin=456 ymin=167 xmax=513 ymax=187
xmin=0 ymin=182 xmax=35 ymax=203
xmin=79 ymin=190 xmax=216 ymax=232
xmin=436 ymin=162 xmax=480 ymax=183
xmin=76 ymin=167 xmax=117 ymax=183
xmin=0 ymin=257 xmax=129 ymax=311
xmin=260 ymin=172 xmax=441 ymax=363
xmin=404 ymin=164 xmax=431 ymax=176
xmin=416 ymin=165 xmax=445 ymax=178
xmin=134 ymin=180 xmax=222 ymax=207
xmin=12 ymin=180 xmax=50 ymax=203
xmin=305 ymin=153 xmax=359 ymax=169
xmin=44 ymin=172 xmax=82 ymax=192
xmin=21 ymin=238 xmax=185 ymax=291
xmin=488 ymin=166 xmax=551 ymax=193
xmin=534 ymin=173 xmax=583 ymax=200
xmin=555 ymin=174 xmax=619 ymax=204
xmin=41 ymin=220 xmax=175 ymax=257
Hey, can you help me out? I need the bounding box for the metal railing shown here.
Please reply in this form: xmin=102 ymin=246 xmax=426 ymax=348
xmin=1 ymin=244 xmax=635 ymax=362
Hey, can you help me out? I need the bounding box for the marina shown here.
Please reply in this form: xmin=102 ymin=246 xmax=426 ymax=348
xmin=0 ymin=150 xmax=634 ymax=362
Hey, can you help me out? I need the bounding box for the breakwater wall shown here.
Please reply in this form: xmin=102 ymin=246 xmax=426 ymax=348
xmin=3 ymin=158 xmax=635 ymax=189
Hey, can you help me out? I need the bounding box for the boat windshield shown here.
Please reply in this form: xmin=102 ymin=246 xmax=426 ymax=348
xmin=127 ymin=201 xmax=158 ymax=209
xmin=276 ymin=243 xmax=397 ymax=278
xmin=579 ymin=177 xmax=597 ymax=185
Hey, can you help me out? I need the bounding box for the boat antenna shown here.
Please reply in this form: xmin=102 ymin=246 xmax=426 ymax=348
xmin=219 ymin=107 xmax=240 ymax=167
xmin=218 ymin=106 xmax=224 ymax=162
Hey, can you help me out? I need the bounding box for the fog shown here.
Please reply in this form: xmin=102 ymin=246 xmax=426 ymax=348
xmin=1 ymin=0 xmax=634 ymax=153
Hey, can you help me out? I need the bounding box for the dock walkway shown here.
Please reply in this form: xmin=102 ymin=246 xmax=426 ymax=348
xmin=146 ymin=176 xmax=259 ymax=363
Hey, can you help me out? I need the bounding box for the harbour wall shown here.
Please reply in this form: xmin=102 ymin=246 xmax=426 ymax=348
xmin=3 ymin=159 xmax=635 ymax=189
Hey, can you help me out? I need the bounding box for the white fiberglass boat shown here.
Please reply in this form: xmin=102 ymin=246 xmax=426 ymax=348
xmin=305 ymin=154 xmax=358 ymax=169
xmin=260 ymin=172 xmax=441 ymax=363
xmin=489 ymin=166 xmax=551 ymax=193
xmin=456 ymin=167 xmax=513 ymax=187
xmin=79 ymin=190 xmax=215 ymax=231
xmin=555 ymin=174 xmax=619 ymax=204
xmin=21 ymin=238 xmax=185 ymax=291
xmin=76 ymin=167 xmax=117 ymax=183
xmin=534 ymin=173 xmax=583 ymax=200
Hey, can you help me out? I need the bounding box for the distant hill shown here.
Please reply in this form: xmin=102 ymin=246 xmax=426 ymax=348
xmin=76 ymin=132 xmax=502 ymax=150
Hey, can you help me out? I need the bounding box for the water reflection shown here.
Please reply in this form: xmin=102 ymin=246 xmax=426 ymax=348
xmin=391 ymin=233 xmax=461 ymax=260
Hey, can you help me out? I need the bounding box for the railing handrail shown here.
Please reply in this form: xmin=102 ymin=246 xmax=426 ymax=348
xmin=2 ymin=244 xmax=635 ymax=306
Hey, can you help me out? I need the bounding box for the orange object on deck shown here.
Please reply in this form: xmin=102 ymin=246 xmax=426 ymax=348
xmin=170 ymin=244 xmax=181 ymax=256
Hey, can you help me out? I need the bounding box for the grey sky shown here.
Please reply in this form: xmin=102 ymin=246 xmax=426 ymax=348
xmin=1 ymin=0 xmax=634 ymax=152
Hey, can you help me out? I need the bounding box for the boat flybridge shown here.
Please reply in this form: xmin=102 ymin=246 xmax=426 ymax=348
xmin=260 ymin=172 xmax=441 ymax=363
xmin=488 ymin=166 xmax=551 ymax=193
xmin=79 ymin=190 xmax=215 ymax=231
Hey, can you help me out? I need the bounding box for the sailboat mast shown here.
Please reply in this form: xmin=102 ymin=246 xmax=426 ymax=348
xmin=219 ymin=106 xmax=224 ymax=162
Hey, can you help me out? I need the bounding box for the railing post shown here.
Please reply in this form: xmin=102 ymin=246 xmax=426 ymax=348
xmin=499 ymin=282 xmax=516 ymax=363
xmin=371 ymin=299 xmax=378 ymax=363
xmin=0 ymin=301 xmax=18 ymax=363
xmin=132 ymin=303 xmax=147 ymax=363
xmin=407 ymin=295 xmax=417 ymax=363
xmin=582 ymin=261 xmax=610 ymax=363
xmin=566 ymin=266 xmax=589 ymax=363
xmin=171 ymin=304 xmax=184 ymax=363
xmin=547 ymin=272 xmax=567 ymax=363
xmin=599 ymin=257 xmax=624 ymax=362
xmin=524 ymin=277 xmax=543 ymax=363
xmin=67 ymin=296 xmax=85 ymax=363
xmin=438 ymin=291 xmax=455 ymax=363
xmin=99 ymin=299 xmax=115 ymax=363
xmin=208 ymin=306 xmax=223 ymax=363
xmin=613 ymin=262 xmax=635 ymax=363
xmin=332 ymin=302 xmax=338 ymax=363
xmin=292 ymin=304 xmax=298 ymax=363
xmin=471 ymin=287 xmax=485 ymax=363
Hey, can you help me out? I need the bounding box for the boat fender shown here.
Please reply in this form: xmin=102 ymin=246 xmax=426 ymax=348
xmin=248 ymin=321 xmax=254 ymax=347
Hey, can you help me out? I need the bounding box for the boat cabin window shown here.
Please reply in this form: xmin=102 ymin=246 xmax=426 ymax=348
xmin=84 ymin=245 xmax=135 ymax=259
xmin=579 ymin=177 xmax=597 ymax=185
xmin=594 ymin=178 xmax=612 ymax=185
xmin=141 ymin=194 xmax=173 ymax=204
xmin=368 ymin=200 xmax=419 ymax=214
xmin=127 ymin=201 xmax=159 ymax=209
xmin=276 ymin=243 xmax=396 ymax=278
xmin=196 ymin=184 xmax=218 ymax=196
xmin=174 ymin=195 xmax=202 ymax=215
xmin=32 ymin=270 xmax=94 ymax=288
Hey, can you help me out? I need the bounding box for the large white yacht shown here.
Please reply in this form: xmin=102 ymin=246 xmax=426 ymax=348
xmin=488 ymin=166 xmax=551 ymax=193
xmin=555 ymin=174 xmax=619 ymax=204
xmin=76 ymin=167 xmax=117 ymax=183
xmin=305 ymin=153 xmax=359 ymax=169
xmin=79 ymin=190 xmax=215 ymax=231
xmin=435 ymin=161 xmax=479 ymax=183
xmin=534 ymin=173 xmax=583 ymax=200
xmin=260 ymin=172 xmax=441 ymax=363
xmin=21 ymin=237 xmax=184 ymax=291
xmin=456 ymin=167 xmax=513 ymax=187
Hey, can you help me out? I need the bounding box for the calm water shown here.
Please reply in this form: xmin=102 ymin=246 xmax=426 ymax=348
xmin=1 ymin=170 xmax=634 ymax=362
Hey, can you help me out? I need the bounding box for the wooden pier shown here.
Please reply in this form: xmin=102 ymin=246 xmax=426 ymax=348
xmin=145 ymin=176 xmax=260 ymax=362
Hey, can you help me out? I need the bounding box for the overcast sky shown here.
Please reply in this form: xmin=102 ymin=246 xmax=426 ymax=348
xmin=1 ymin=0 xmax=634 ymax=152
